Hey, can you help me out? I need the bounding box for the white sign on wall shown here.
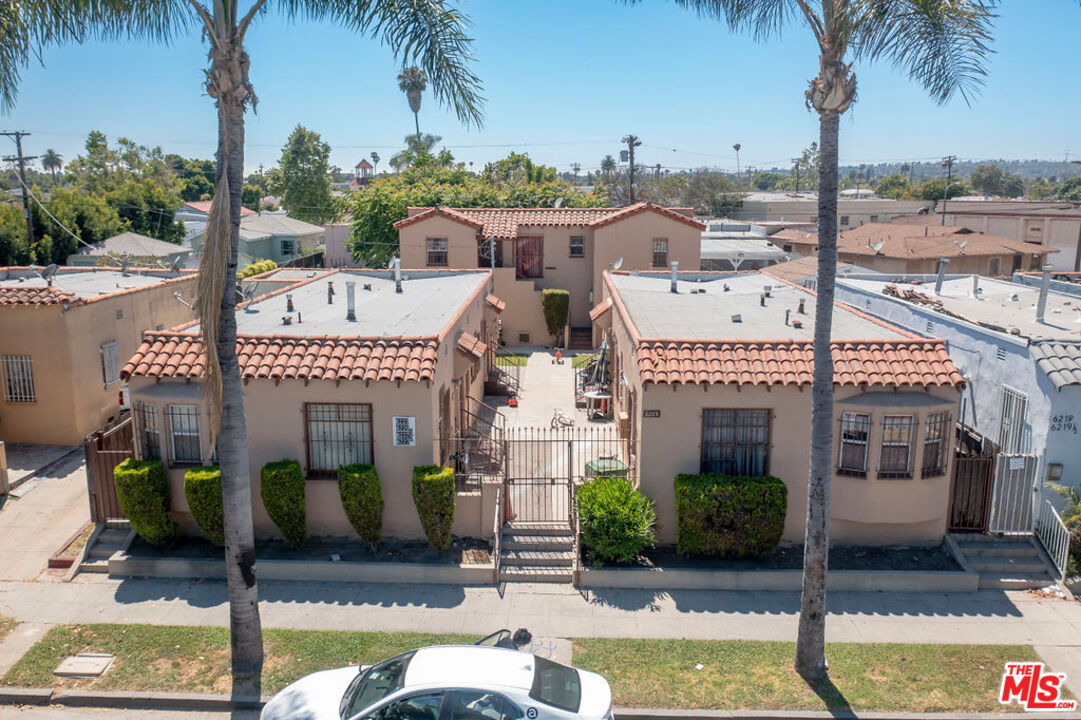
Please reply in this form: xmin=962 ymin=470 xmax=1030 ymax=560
xmin=393 ymin=416 xmax=416 ymax=447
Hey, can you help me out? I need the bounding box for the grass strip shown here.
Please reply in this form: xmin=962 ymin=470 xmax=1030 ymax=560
xmin=0 ymin=616 xmax=15 ymax=644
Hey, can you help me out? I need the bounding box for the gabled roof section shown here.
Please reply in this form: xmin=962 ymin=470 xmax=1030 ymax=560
xmin=1031 ymin=342 xmax=1081 ymax=390
xmin=590 ymin=203 xmax=705 ymax=231
xmin=393 ymin=207 xmax=485 ymax=233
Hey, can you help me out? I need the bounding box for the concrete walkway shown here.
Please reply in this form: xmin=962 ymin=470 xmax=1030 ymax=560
xmin=503 ymin=349 xmax=593 ymax=428
xmin=2 ymin=445 xmax=81 ymax=491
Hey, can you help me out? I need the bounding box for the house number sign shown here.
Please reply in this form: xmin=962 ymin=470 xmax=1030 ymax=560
xmin=644 ymin=410 xmax=661 ymax=418
xmin=393 ymin=416 xmax=416 ymax=447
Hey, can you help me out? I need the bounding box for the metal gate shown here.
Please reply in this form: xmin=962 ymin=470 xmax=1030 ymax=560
xmin=83 ymin=415 xmax=134 ymax=522
xmin=948 ymin=450 xmax=995 ymax=532
xmin=988 ymin=453 xmax=1040 ymax=535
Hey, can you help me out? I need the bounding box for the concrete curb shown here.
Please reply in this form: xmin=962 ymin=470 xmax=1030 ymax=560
xmin=51 ymin=689 xmax=263 ymax=710
xmin=0 ymin=687 xmax=53 ymax=706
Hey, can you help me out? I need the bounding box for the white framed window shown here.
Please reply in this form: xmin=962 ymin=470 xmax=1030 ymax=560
xmin=100 ymin=341 xmax=120 ymax=387
xmin=879 ymin=415 xmax=915 ymax=478
xmin=569 ymin=236 xmax=584 ymax=258
xmin=281 ymin=238 xmax=297 ymax=257
xmin=166 ymin=404 xmax=202 ymax=465
xmin=1 ymin=355 xmax=35 ymax=403
xmin=998 ymin=387 xmax=1028 ymax=454
xmin=838 ymin=412 xmax=870 ymax=476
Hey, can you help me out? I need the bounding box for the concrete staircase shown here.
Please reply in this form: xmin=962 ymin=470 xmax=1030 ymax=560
xmin=567 ymin=327 xmax=593 ymax=351
xmin=79 ymin=520 xmax=132 ymax=574
xmin=498 ymin=523 xmax=574 ymax=583
xmin=950 ymin=533 xmax=1057 ymax=590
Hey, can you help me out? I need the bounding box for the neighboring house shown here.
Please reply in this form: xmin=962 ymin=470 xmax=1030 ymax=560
xmin=893 ymin=201 xmax=1081 ymax=272
xmin=761 ymin=255 xmax=870 ymax=286
xmin=121 ymin=269 xmax=504 ymax=541
xmin=773 ymin=223 xmax=1054 ymax=276
xmin=176 ymin=199 xmax=256 ymax=242
xmin=730 ymin=191 xmax=932 ymax=230
xmin=0 ymin=267 xmax=196 ymax=445
xmin=324 ymin=222 xmax=363 ymax=268
xmin=590 ymin=270 xmax=964 ymax=545
xmin=67 ymin=231 xmax=192 ymax=268
xmin=189 ymin=212 xmax=326 ymax=266
xmin=699 ymin=219 xmax=786 ymax=271
xmin=834 ymin=271 xmax=1081 ymax=493
xmin=394 ymin=203 xmax=705 ymax=347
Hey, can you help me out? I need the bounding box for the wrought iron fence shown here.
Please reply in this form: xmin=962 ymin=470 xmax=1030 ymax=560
xmin=1035 ymin=499 xmax=1070 ymax=580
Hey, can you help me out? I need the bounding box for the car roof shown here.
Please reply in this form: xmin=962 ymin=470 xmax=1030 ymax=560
xmin=404 ymin=646 xmax=536 ymax=692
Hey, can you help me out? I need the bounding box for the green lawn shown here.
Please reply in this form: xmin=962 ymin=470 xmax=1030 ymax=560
xmin=574 ymin=638 xmax=1045 ymax=713
xmin=1 ymin=624 xmax=472 ymax=695
xmin=0 ymin=616 xmax=15 ymax=644
xmin=572 ymin=353 xmax=598 ymax=369
xmin=494 ymin=354 xmax=528 ymax=367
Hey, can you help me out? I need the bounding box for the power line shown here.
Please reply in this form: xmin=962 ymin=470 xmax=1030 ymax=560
xmin=1 ymin=131 xmax=37 ymax=249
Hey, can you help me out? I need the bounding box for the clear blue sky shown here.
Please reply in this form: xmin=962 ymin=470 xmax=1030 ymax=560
xmin=3 ymin=0 xmax=1078 ymax=176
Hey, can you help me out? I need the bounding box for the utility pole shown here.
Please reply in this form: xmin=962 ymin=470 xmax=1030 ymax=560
xmin=571 ymin=163 xmax=580 ymax=185
xmin=622 ymin=135 xmax=641 ymax=204
xmin=1 ymin=131 xmax=37 ymax=249
xmin=941 ymin=155 xmax=957 ymax=226
xmin=792 ymin=157 xmax=801 ymax=193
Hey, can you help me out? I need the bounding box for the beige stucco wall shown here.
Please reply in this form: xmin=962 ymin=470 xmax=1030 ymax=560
xmin=0 ymin=275 xmax=197 ymax=446
xmin=399 ymin=216 xmax=479 ymax=270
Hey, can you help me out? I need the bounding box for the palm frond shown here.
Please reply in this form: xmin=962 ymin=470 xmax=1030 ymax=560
xmin=276 ymin=0 xmax=484 ymax=127
xmin=196 ymin=170 xmax=233 ymax=443
xmin=851 ymin=0 xmax=997 ymax=105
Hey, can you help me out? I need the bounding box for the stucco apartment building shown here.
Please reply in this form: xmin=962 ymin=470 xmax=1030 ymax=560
xmin=0 ymin=267 xmax=197 ymax=445
xmin=591 ymin=270 xmax=964 ymax=545
xmin=121 ymin=269 xmax=504 ymax=541
xmin=893 ymin=201 xmax=1081 ymax=272
xmin=730 ymin=192 xmax=932 ymax=229
xmin=773 ymin=223 xmax=1054 ymax=276
xmin=394 ymin=203 xmax=704 ymax=347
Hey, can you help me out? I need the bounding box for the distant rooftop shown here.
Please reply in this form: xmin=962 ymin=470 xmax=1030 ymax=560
xmin=0 ymin=267 xmax=191 ymax=304
xmin=700 ymin=237 xmax=786 ymax=262
xmin=780 ymin=223 xmax=1054 ymax=260
xmin=739 ymin=192 xmax=929 ymax=204
xmin=837 ymin=274 xmax=1081 ymax=341
xmin=183 ymin=200 xmax=255 ymax=217
xmin=236 ymin=213 xmax=326 ymax=241
xmin=73 ymin=231 xmax=190 ymax=258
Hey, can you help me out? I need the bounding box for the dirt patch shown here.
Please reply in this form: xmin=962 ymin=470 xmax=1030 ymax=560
xmin=56 ymin=523 xmax=94 ymax=560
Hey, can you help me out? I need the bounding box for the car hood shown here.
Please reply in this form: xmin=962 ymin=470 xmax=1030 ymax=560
xmin=261 ymin=666 xmax=360 ymax=720
xmin=576 ymin=669 xmax=612 ymax=720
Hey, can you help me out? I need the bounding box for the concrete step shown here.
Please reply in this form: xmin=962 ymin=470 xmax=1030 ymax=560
xmin=500 ymin=549 xmax=573 ymax=567
xmin=969 ymin=557 xmax=1050 ymax=573
xmin=505 ymin=523 xmax=573 ymax=537
xmin=77 ymin=560 xmax=110 ymax=574
xmin=978 ymin=572 xmax=1054 ymax=590
xmin=951 ymin=532 xmax=1031 ymax=544
xmin=96 ymin=529 xmax=129 ymax=544
xmin=502 ymin=535 xmax=574 ymax=552
xmin=499 ymin=565 xmax=573 ymax=583
xmin=86 ymin=546 xmax=121 ymax=561
xmin=958 ymin=542 xmax=1042 ymax=557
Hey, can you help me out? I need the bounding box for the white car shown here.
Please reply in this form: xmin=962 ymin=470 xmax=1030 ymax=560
xmin=261 ymin=636 xmax=613 ymax=720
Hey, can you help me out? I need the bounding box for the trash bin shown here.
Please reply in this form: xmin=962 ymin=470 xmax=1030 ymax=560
xmin=584 ymin=458 xmax=630 ymax=479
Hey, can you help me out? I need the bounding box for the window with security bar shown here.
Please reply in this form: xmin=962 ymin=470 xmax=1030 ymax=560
xmin=878 ymin=415 xmax=914 ymax=478
xmin=305 ymin=403 xmax=373 ymax=477
xmin=700 ymin=409 xmax=770 ymax=476
xmin=100 ymin=341 xmax=120 ymax=387
xmin=921 ymin=412 xmax=950 ymax=478
xmin=838 ymin=412 xmax=870 ymax=476
xmin=135 ymin=401 xmax=161 ymax=461
xmin=997 ymin=387 xmax=1028 ymax=454
xmin=569 ymin=236 xmax=584 ymax=258
xmin=167 ymin=404 xmax=202 ymax=465
xmin=652 ymin=237 xmax=668 ymax=267
xmin=426 ymin=237 xmax=448 ymax=266
xmin=1 ymin=355 xmax=35 ymax=403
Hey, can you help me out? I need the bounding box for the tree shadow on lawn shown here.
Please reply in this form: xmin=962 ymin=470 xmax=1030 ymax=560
xmin=801 ymin=672 xmax=855 ymax=717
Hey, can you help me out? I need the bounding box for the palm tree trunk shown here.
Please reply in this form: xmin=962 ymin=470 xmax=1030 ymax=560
xmin=414 ymin=111 xmax=420 ymax=138
xmin=795 ymin=109 xmax=839 ymax=680
xmin=214 ymin=52 xmax=264 ymax=699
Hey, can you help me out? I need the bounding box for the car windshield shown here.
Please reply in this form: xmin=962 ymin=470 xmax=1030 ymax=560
xmin=340 ymin=652 xmax=415 ymax=720
xmin=529 ymin=656 xmax=581 ymax=713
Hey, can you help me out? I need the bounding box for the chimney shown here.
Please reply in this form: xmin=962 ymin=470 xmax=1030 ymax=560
xmin=934 ymin=257 xmax=949 ymax=295
xmin=670 ymin=261 xmax=679 ymax=293
xmin=797 ymin=298 xmax=806 ymax=314
xmin=286 ymin=293 xmax=294 ymax=313
xmin=1036 ymin=264 xmax=1053 ymax=323
xmin=394 ymin=257 xmax=402 ymax=294
xmin=327 ymin=281 xmax=334 ymax=304
xmin=346 ymin=281 xmax=356 ymax=321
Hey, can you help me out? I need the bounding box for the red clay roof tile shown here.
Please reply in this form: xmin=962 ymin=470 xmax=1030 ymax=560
xmin=456 ymin=332 xmax=486 ymax=360
xmin=0 ymin=286 xmax=84 ymax=306
xmin=589 ymin=298 xmax=612 ymax=322
xmin=485 ymin=294 xmax=506 ymax=313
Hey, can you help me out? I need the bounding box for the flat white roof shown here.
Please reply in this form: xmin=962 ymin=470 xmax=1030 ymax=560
xmin=0 ymin=267 xmax=187 ymax=299
xmin=610 ymin=272 xmax=904 ymax=341
xmin=700 ymin=237 xmax=786 ymax=261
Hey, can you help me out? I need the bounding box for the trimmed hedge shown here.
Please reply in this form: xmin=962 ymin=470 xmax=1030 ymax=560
xmin=674 ymin=474 xmax=787 ymax=557
xmin=541 ymin=289 xmax=569 ymax=342
xmin=576 ymin=476 xmax=656 ymax=564
xmin=412 ymin=465 xmax=455 ymax=552
xmin=339 ymin=464 xmax=384 ymax=544
xmin=238 ymin=259 xmax=277 ymax=279
xmin=113 ymin=459 xmax=177 ymax=547
xmin=183 ymin=466 xmax=224 ymax=546
xmin=260 ymin=460 xmax=306 ymax=547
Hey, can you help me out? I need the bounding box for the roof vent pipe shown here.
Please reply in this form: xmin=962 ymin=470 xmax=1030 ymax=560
xmin=971 ymin=273 xmax=979 ymax=298
xmin=797 ymin=298 xmax=806 ymax=314
xmin=327 ymin=281 xmax=334 ymax=304
xmin=286 ymin=293 xmax=294 ymax=313
xmin=1037 ymin=264 xmax=1053 ymax=323
xmin=346 ymin=281 xmax=356 ymax=321
xmin=670 ymin=261 xmax=679 ymax=293
xmin=394 ymin=257 xmax=402 ymax=294
xmin=934 ymin=257 xmax=949 ymax=295
xmin=785 ymin=309 xmax=791 ymax=325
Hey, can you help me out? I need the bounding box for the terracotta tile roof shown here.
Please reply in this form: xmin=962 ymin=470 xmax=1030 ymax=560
xmin=762 ymin=256 xmax=854 ymax=283
xmin=122 ymin=333 xmax=439 ymax=383
xmin=636 ymin=339 xmax=963 ymax=388
xmin=395 ymin=203 xmax=704 ymax=240
xmin=485 ymin=294 xmax=506 ymax=313
xmin=0 ymin=285 xmax=84 ymax=306
xmin=456 ymin=332 xmax=486 ymax=360
xmin=791 ymin=223 xmax=1055 ymax=259
xmin=589 ymin=298 xmax=612 ymax=322
xmin=1031 ymin=341 xmax=1081 ymax=390
xmin=184 ymin=200 xmax=255 ymax=216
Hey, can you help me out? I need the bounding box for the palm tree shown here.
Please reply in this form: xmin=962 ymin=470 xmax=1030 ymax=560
xmin=2 ymin=1 xmax=483 ymax=696
xmin=652 ymin=0 xmax=995 ymax=680
xmin=390 ymin=132 xmax=442 ymax=170
xmin=370 ymin=151 xmax=380 ymax=175
xmin=398 ymin=65 xmax=428 ymax=136
xmin=41 ymin=148 xmax=62 ymax=182
xmin=600 ymin=154 xmax=616 ymax=184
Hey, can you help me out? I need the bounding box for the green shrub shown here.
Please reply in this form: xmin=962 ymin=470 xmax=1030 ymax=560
xmin=237 ymin=259 xmax=277 ymax=279
xmin=412 ymin=465 xmax=455 ymax=552
xmin=339 ymin=464 xmax=384 ymax=544
xmin=113 ymin=459 xmax=177 ymax=547
xmin=260 ymin=459 xmax=306 ymax=547
xmin=541 ymin=289 xmax=570 ymax=343
xmin=576 ymin=476 xmax=656 ymax=564
xmin=183 ymin=466 xmax=224 ymax=546
xmin=674 ymin=474 xmax=787 ymax=557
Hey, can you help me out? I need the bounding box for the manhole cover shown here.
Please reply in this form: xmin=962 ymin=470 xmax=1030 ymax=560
xmin=54 ymin=653 xmax=115 ymax=678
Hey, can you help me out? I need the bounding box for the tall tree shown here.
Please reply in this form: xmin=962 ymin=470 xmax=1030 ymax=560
xmin=652 ymin=0 xmax=995 ymax=680
xmin=41 ymin=148 xmax=63 ymax=182
xmin=390 ymin=132 xmax=443 ymax=170
xmin=270 ymin=124 xmax=336 ymax=224
xmin=3 ymin=0 xmax=483 ymax=696
xmin=398 ymin=65 xmax=428 ymax=136
xmin=370 ymin=151 xmax=380 ymax=174
xmin=600 ymin=154 xmax=616 ymax=183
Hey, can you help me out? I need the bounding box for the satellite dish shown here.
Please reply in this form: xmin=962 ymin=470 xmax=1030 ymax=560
xmin=554 ymin=197 xmax=564 ymax=208
xmin=169 ymin=256 xmax=182 ymax=272
xmin=613 ymin=257 xmax=624 ymax=271
xmin=41 ymin=264 xmax=58 ymax=285
xmin=244 ymin=284 xmax=257 ymax=300
xmin=871 ymin=240 xmax=885 ymax=255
